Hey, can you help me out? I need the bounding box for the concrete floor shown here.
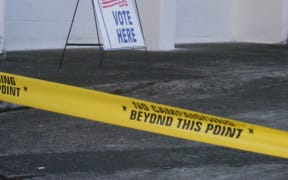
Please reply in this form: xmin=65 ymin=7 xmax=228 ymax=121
xmin=0 ymin=44 xmax=288 ymax=179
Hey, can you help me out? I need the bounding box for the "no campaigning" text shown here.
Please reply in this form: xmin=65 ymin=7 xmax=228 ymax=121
xmin=0 ymin=75 xmax=21 ymax=97
xmin=129 ymin=101 xmax=243 ymax=139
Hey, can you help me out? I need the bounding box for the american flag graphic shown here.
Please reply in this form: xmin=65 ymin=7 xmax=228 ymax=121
xmin=101 ymin=0 xmax=128 ymax=8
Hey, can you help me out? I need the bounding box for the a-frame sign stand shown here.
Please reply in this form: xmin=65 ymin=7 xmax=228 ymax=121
xmin=59 ymin=0 xmax=148 ymax=69
xmin=58 ymin=0 xmax=105 ymax=69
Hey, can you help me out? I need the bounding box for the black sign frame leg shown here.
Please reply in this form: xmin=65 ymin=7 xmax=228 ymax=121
xmin=134 ymin=0 xmax=151 ymax=69
xmin=58 ymin=0 xmax=104 ymax=69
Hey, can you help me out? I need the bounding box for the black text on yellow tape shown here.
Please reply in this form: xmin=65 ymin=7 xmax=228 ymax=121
xmin=0 ymin=75 xmax=24 ymax=97
xmin=1 ymin=72 xmax=287 ymax=159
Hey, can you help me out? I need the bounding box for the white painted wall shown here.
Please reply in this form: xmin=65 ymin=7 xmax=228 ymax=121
xmin=5 ymin=0 xmax=175 ymax=51
xmin=233 ymin=0 xmax=284 ymax=43
xmin=135 ymin=0 xmax=176 ymax=50
xmin=283 ymin=0 xmax=288 ymax=43
xmin=0 ymin=0 xmax=4 ymax=53
xmin=175 ymin=0 xmax=234 ymax=43
xmin=4 ymin=0 xmax=288 ymax=51
xmin=175 ymin=0 xmax=287 ymax=44
xmin=158 ymin=0 xmax=176 ymax=50
xmin=5 ymin=0 xmax=99 ymax=51
xmin=134 ymin=0 xmax=161 ymax=50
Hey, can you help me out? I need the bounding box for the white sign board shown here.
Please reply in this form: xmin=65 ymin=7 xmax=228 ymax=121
xmin=94 ymin=0 xmax=145 ymax=50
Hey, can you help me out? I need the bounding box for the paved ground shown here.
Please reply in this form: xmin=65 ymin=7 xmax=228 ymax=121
xmin=0 ymin=44 xmax=288 ymax=179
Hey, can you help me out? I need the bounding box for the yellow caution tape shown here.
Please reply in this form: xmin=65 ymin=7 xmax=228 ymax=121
xmin=1 ymin=71 xmax=288 ymax=158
